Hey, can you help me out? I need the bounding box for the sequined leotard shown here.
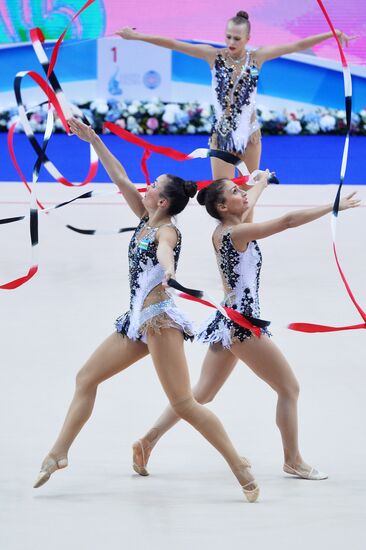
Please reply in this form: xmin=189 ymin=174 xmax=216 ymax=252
xmin=196 ymin=227 xmax=270 ymax=348
xmin=115 ymin=216 xmax=194 ymax=342
xmin=211 ymin=49 xmax=260 ymax=155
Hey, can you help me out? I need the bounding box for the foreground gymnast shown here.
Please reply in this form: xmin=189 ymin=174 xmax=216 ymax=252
xmin=132 ymin=179 xmax=360 ymax=480
xmin=117 ymin=12 xmax=355 ymax=184
xmin=33 ymin=117 xmax=260 ymax=502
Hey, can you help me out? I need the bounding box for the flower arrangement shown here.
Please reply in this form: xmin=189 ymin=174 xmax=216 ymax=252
xmin=257 ymin=106 xmax=366 ymax=136
xmin=2 ymin=98 xmax=366 ymax=136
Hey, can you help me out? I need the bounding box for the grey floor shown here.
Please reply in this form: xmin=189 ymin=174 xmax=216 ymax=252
xmin=0 ymin=183 xmax=365 ymax=549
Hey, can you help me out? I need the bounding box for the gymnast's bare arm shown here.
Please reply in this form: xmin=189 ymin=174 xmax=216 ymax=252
xmin=116 ymin=27 xmax=217 ymax=65
xmin=68 ymin=117 xmax=146 ymax=219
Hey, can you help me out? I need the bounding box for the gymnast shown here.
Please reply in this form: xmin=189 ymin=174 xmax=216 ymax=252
xmin=132 ymin=178 xmax=360 ymax=481
xmin=117 ymin=11 xmax=354 ymax=196
xmin=33 ymin=117 xmax=260 ymax=502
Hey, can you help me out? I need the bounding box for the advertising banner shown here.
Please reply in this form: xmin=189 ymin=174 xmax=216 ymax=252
xmin=97 ymin=38 xmax=171 ymax=101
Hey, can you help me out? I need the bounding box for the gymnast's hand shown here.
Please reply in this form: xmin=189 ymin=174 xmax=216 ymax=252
xmin=255 ymin=169 xmax=270 ymax=186
xmin=249 ymin=168 xmax=270 ymax=188
xmin=338 ymin=191 xmax=361 ymax=211
xmin=68 ymin=117 xmax=96 ymax=143
xmin=162 ymin=269 xmax=175 ymax=288
xmin=336 ymin=30 xmax=359 ymax=47
xmin=115 ymin=27 xmax=139 ymax=40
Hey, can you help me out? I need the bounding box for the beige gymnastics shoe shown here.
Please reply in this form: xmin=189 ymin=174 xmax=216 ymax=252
xmin=132 ymin=440 xmax=151 ymax=477
xmin=33 ymin=453 xmax=68 ymax=488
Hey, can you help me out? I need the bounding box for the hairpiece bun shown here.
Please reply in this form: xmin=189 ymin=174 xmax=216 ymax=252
xmin=236 ymin=10 xmax=249 ymax=19
xmin=196 ymin=187 xmax=208 ymax=205
xmin=183 ymin=180 xmax=198 ymax=199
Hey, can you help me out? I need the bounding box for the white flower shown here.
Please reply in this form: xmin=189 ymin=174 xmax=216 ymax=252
xmin=359 ymin=110 xmax=366 ymax=120
xmin=284 ymin=120 xmax=302 ymax=135
xmin=203 ymin=123 xmax=212 ymax=133
xmin=127 ymin=115 xmax=137 ymax=127
xmin=90 ymin=100 xmax=109 ymax=114
xmin=261 ymin=109 xmax=273 ymax=122
xmin=132 ymin=99 xmax=142 ymax=107
xmin=146 ymin=103 xmax=160 ymax=116
xmin=336 ymin=110 xmax=346 ymax=119
xmin=35 ymin=122 xmax=46 ymax=132
xmin=7 ymin=116 xmax=20 ymax=131
xmin=199 ymin=101 xmax=211 ymax=118
xmin=306 ymin=122 xmax=320 ymax=134
xmin=29 ymin=118 xmax=38 ymax=130
xmin=128 ymin=104 xmax=139 ymax=115
xmin=164 ymin=103 xmax=181 ymax=113
xmin=162 ymin=111 xmax=175 ymax=124
xmin=319 ymin=114 xmax=336 ymax=132
xmin=200 ymin=108 xmax=211 ymax=118
xmin=187 ymin=124 xmax=196 ymax=134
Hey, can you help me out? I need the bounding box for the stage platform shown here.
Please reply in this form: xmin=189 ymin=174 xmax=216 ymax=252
xmin=0 ymin=183 xmax=365 ymax=550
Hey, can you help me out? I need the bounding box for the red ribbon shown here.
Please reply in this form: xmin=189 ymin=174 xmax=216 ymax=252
xmin=104 ymin=122 xmax=250 ymax=189
xmin=47 ymin=0 xmax=96 ymax=78
xmin=177 ymin=292 xmax=262 ymax=338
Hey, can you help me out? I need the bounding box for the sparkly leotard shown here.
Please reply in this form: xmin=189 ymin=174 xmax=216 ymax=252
xmin=196 ymin=227 xmax=271 ymax=348
xmin=115 ymin=216 xmax=194 ymax=342
xmin=211 ymin=49 xmax=260 ymax=155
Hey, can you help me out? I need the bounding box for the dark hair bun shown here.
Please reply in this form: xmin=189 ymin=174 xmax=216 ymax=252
xmin=236 ymin=10 xmax=249 ymax=19
xmin=183 ymin=180 xmax=197 ymax=198
xmin=196 ymin=187 xmax=207 ymax=206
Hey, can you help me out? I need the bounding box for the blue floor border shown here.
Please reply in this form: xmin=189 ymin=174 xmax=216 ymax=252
xmin=1 ymin=134 xmax=364 ymax=185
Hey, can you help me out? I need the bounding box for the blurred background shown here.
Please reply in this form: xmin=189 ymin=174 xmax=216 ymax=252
xmin=0 ymin=0 xmax=365 ymax=184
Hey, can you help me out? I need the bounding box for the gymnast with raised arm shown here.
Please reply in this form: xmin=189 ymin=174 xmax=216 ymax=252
xmin=33 ymin=117 xmax=260 ymax=503
xmin=132 ymin=177 xmax=360 ymax=481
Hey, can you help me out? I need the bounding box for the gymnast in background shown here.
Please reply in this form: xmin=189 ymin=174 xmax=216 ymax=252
xmin=117 ymin=11 xmax=355 ymax=192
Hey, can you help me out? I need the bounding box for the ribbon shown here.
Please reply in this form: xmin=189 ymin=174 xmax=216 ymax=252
xmin=0 ymin=109 xmax=54 ymax=289
xmin=1 ymin=0 xmax=100 ymax=289
xmin=289 ymin=0 xmax=365 ymax=333
xmin=104 ymin=122 xmax=251 ymax=185
xmin=167 ymin=279 xmax=270 ymax=338
xmin=10 ymin=26 xmax=99 ymax=187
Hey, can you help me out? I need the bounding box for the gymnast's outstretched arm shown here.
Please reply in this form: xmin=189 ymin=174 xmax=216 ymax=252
xmin=68 ymin=117 xmax=146 ymax=219
xmin=116 ymin=27 xmax=217 ymax=65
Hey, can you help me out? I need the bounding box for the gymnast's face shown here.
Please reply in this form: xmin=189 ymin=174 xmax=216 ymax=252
xmin=218 ymin=181 xmax=248 ymax=217
xmin=143 ymin=174 xmax=169 ymax=210
xmin=225 ymin=21 xmax=249 ymax=56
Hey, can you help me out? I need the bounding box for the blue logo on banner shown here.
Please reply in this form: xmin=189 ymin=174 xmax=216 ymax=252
xmin=143 ymin=70 xmax=161 ymax=89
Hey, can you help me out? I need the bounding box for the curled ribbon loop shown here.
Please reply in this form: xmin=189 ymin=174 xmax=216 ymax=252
xmin=1 ymin=0 xmax=101 ymax=289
